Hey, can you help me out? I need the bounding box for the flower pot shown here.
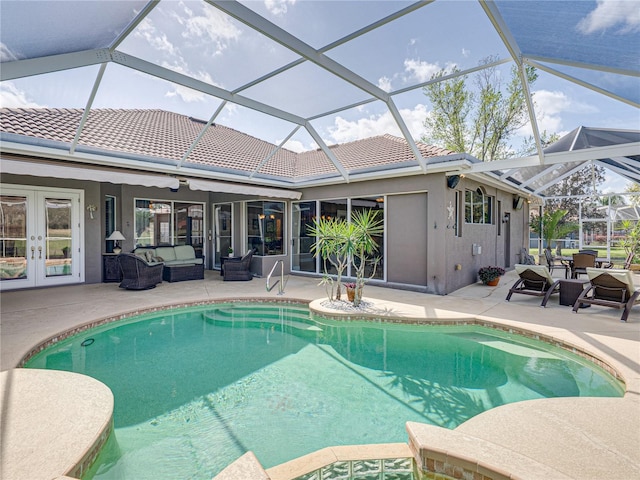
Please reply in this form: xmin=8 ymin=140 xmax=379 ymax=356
xmin=346 ymin=287 xmax=356 ymax=302
xmin=485 ymin=278 xmax=500 ymax=286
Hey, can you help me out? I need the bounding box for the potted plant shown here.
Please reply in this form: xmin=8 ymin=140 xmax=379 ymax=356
xmin=308 ymin=209 xmax=383 ymax=306
xmin=478 ymin=265 xmax=505 ymax=286
xmin=343 ymin=282 xmax=357 ymax=302
xmin=228 ymin=247 xmax=234 ymax=257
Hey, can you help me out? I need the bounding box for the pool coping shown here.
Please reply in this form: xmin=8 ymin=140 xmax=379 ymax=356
xmin=7 ymin=295 xmax=636 ymax=480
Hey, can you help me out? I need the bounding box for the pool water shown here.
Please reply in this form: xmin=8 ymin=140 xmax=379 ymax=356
xmin=25 ymin=303 xmax=624 ymax=479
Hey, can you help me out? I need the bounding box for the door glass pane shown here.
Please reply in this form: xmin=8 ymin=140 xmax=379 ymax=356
xmin=292 ymin=201 xmax=316 ymax=272
xmin=175 ymin=203 xmax=204 ymax=257
xmin=319 ymin=199 xmax=348 ymax=274
xmin=351 ymin=197 xmax=384 ymax=280
xmin=214 ymin=204 xmax=232 ymax=269
xmin=45 ymin=198 xmax=72 ymax=277
xmin=0 ymin=195 xmax=28 ymax=281
xmin=247 ymin=202 xmax=265 ymax=256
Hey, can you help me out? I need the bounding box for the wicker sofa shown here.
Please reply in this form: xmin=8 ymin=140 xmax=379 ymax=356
xmin=134 ymin=245 xmax=205 ymax=282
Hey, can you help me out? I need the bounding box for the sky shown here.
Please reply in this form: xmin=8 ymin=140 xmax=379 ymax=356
xmin=1 ymin=0 xmax=638 ymax=193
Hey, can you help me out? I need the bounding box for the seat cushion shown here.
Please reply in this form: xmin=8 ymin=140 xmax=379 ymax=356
xmin=155 ymin=247 xmax=177 ymax=262
xmin=174 ymin=245 xmax=196 ymax=261
xmin=164 ymin=258 xmax=203 ymax=266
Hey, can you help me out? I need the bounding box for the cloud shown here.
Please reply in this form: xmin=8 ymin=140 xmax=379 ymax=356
xmin=0 ymin=42 xmax=18 ymax=62
xmin=182 ymin=3 xmax=241 ymax=56
xmin=161 ymin=62 xmax=220 ymax=102
xmin=0 ymin=82 xmax=45 ymax=108
xmin=264 ymin=0 xmax=297 ymax=16
xmin=326 ymin=104 xmax=428 ymax=144
xmin=377 ymin=76 xmax=393 ymax=92
xmin=404 ymin=59 xmax=457 ymax=83
xmin=282 ymin=139 xmax=309 ymax=152
xmin=135 ymin=18 xmax=179 ymax=57
xmin=515 ymin=89 xmax=597 ymax=138
xmin=577 ymin=0 xmax=640 ymax=34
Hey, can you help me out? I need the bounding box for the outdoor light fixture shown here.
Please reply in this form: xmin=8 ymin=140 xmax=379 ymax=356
xmin=447 ymin=175 xmax=461 ymax=189
xmin=86 ymin=204 xmax=97 ymax=219
xmin=503 ymin=213 xmax=510 ymax=223
xmin=106 ymin=230 xmax=126 ymax=254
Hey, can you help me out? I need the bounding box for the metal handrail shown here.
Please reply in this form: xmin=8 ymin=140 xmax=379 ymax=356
xmin=266 ymin=260 xmax=288 ymax=295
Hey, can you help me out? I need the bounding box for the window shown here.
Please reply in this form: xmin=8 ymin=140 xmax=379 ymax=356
xmin=134 ymin=199 xmax=205 ymax=255
xmin=351 ymin=196 xmax=384 ymax=280
xmin=246 ymin=201 xmax=284 ymax=256
xmin=465 ymin=188 xmax=493 ymax=224
xmin=104 ymin=195 xmax=116 ymax=253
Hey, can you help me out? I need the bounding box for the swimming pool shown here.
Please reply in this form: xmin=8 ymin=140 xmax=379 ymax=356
xmin=25 ymin=302 xmax=624 ymax=479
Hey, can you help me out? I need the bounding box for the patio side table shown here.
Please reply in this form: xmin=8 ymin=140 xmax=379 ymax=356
xmin=102 ymin=253 xmax=121 ymax=283
xmin=559 ymin=278 xmax=590 ymax=308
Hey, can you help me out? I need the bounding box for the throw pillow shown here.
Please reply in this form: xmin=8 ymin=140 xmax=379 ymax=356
xmin=145 ymin=251 xmax=154 ymax=263
xmin=153 ymin=256 xmax=164 ymax=262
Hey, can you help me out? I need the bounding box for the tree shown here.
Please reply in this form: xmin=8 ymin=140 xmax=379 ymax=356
xmin=543 ymin=165 xmax=607 ymax=219
xmin=307 ymin=216 xmax=350 ymax=301
xmin=422 ymin=55 xmax=537 ymax=161
xmin=308 ymin=209 xmax=383 ymax=306
xmin=625 ymin=182 xmax=640 ymax=206
xmin=530 ymin=209 xmax=576 ymax=250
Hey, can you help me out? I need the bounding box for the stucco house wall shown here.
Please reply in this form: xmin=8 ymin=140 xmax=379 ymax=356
xmin=1 ymin=167 xmax=528 ymax=295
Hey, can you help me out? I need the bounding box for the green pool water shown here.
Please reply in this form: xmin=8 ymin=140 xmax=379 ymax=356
xmin=25 ymin=302 xmax=624 ymax=479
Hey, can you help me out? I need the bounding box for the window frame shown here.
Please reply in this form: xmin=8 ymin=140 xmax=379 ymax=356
xmin=464 ymin=188 xmax=493 ymax=225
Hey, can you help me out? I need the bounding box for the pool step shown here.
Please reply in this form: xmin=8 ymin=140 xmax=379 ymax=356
xmin=203 ymin=305 xmax=321 ymax=334
xmin=206 ymin=304 xmax=311 ymax=322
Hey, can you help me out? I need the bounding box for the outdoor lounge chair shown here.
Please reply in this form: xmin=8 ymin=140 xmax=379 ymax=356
xmin=506 ymin=264 xmax=561 ymax=307
xmin=223 ymin=250 xmax=254 ymax=281
xmin=117 ymin=253 xmax=164 ymax=290
xmin=572 ymin=268 xmax=639 ymax=322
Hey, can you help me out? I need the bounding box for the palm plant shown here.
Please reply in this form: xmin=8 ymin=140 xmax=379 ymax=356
xmin=308 ymin=209 xmax=383 ymax=305
xmin=619 ymin=220 xmax=640 ymax=265
xmin=531 ymin=209 xmax=574 ymax=250
xmin=348 ymin=209 xmax=384 ymax=306
xmin=307 ymin=216 xmax=349 ymax=300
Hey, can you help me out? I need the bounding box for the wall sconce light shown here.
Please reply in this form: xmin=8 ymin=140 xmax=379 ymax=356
xmin=446 ymin=175 xmax=460 ymax=189
xmin=86 ymin=204 xmax=97 ymax=219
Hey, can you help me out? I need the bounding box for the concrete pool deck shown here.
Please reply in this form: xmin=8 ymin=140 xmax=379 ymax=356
xmin=1 ymin=270 xmax=639 ymax=479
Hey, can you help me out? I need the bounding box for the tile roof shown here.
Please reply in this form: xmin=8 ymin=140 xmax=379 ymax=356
xmin=0 ymin=108 xmax=456 ymax=181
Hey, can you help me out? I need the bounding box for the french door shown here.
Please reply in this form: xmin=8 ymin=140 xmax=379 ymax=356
xmin=0 ymin=186 xmax=83 ymax=290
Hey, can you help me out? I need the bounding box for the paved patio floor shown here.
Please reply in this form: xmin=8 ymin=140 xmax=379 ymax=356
xmin=1 ymin=270 xmax=639 ymax=479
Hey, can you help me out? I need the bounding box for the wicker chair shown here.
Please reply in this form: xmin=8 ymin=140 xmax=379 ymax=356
xmin=506 ymin=264 xmax=561 ymax=307
xmin=573 ymin=268 xmax=639 ymax=322
xmin=571 ymin=252 xmax=596 ymax=279
xmin=117 ymin=253 xmax=164 ymax=290
xmin=223 ymin=250 xmax=254 ymax=281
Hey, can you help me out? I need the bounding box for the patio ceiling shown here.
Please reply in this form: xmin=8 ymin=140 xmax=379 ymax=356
xmin=0 ymin=0 xmax=638 ymax=195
